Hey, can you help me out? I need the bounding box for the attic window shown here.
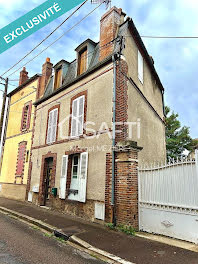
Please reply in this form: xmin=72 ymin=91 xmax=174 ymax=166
xmin=54 ymin=67 xmax=62 ymax=90
xmin=78 ymin=47 xmax=87 ymax=75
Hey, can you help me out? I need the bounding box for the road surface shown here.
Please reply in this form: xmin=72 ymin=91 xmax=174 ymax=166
xmin=0 ymin=213 xmax=106 ymax=264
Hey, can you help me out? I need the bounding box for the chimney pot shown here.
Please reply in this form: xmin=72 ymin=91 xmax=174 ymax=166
xmin=37 ymin=58 xmax=53 ymax=99
xmin=19 ymin=67 xmax=29 ymax=86
xmin=99 ymin=6 xmax=125 ymax=61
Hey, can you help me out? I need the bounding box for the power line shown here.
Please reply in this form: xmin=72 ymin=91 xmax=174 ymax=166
xmin=134 ymin=36 xmax=198 ymax=39
xmin=7 ymin=2 xmax=104 ymax=78
xmin=8 ymin=83 xmax=18 ymax=87
xmin=1 ymin=0 xmax=89 ymax=77
xmin=52 ymin=38 xmax=117 ymax=71
xmin=7 ymin=39 xmax=116 ymax=94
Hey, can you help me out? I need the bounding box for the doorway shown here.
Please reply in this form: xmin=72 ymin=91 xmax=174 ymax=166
xmin=43 ymin=157 xmax=53 ymax=206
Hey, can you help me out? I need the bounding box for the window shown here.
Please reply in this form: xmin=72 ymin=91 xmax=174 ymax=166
xmin=71 ymin=95 xmax=85 ymax=138
xmin=21 ymin=102 xmax=32 ymax=131
xmin=59 ymin=155 xmax=68 ymax=199
xmin=46 ymin=108 xmax=58 ymax=144
xmin=16 ymin=142 xmax=27 ymax=176
xmin=59 ymin=152 xmax=88 ymax=203
xmin=138 ymin=50 xmax=144 ymax=84
xmin=78 ymin=47 xmax=87 ymax=75
xmin=72 ymin=155 xmax=79 ymax=179
xmin=54 ymin=67 xmax=62 ymax=90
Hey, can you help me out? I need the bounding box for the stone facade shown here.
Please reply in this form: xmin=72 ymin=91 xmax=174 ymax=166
xmin=26 ymin=6 xmax=166 ymax=227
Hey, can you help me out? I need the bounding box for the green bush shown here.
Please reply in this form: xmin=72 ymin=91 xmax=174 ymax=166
xmin=106 ymin=223 xmax=136 ymax=236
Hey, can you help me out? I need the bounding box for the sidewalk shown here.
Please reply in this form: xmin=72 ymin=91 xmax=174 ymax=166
xmin=0 ymin=198 xmax=197 ymax=264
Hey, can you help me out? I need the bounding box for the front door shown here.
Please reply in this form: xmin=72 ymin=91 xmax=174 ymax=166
xmin=44 ymin=158 xmax=53 ymax=206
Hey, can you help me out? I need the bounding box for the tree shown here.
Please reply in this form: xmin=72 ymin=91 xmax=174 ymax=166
xmin=165 ymin=106 xmax=197 ymax=159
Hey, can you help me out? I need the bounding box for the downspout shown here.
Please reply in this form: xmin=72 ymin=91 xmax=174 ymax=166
xmin=162 ymin=90 xmax=165 ymax=117
xmin=111 ymin=54 xmax=117 ymax=226
xmin=0 ymin=94 xmax=10 ymax=172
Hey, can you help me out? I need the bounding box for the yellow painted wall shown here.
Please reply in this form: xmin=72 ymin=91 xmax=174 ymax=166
xmin=0 ymin=78 xmax=39 ymax=199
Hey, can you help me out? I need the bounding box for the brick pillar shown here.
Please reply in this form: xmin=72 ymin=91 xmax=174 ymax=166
xmin=19 ymin=67 xmax=29 ymax=86
xmin=115 ymin=59 xmax=128 ymax=142
xmin=105 ymin=141 xmax=142 ymax=229
xmin=99 ymin=7 xmax=125 ymax=61
xmin=37 ymin=58 xmax=53 ymax=99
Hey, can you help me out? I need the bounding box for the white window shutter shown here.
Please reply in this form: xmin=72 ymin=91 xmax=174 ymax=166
xmin=138 ymin=50 xmax=143 ymax=83
xmin=78 ymin=152 xmax=88 ymax=203
xmin=78 ymin=96 xmax=85 ymax=136
xmin=71 ymin=99 xmax=78 ymax=137
xmin=47 ymin=111 xmax=53 ymax=144
xmin=51 ymin=109 xmax=58 ymax=142
xmin=59 ymin=155 xmax=68 ymax=199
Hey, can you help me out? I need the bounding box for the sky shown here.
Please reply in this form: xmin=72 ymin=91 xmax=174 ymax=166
xmin=0 ymin=0 xmax=197 ymax=138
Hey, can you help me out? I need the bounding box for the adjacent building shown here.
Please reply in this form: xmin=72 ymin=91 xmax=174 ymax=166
xmin=26 ymin=7 xmax=166 ymax=227
xmin=0 ymin=68 xmax=40 ymax=200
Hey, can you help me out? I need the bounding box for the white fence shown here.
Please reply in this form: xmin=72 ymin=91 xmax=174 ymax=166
xmin=138 ymin=150 xmax=198 ymax=243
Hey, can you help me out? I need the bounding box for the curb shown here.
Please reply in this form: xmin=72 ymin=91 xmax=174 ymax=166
xmin=0 ymin=206 xmax=54 ymax=232
xmin=70 ymin=235 xmax=135 ymax=264
xmin=136 ymin=232 xmax=198 ymax=253
xmin=0 ymin=206 xmax=135 ymax=264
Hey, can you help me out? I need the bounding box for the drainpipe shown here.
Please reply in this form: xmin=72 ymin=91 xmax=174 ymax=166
xmin=111 ymin=54 xmax=117 ymax=226
xmin=0 ymin=78 xmax=8 ymax=140
xmin=162 ymin=90 xmax=165 ymax=118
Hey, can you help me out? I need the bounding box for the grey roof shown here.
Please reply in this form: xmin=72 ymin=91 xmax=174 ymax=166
xmin=42 ymin=42 xmax=101 ymax=101
xmin=36 ymin=17 xmax=164 ymax=105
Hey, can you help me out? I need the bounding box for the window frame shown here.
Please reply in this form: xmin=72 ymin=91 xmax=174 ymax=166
xmin=77 ymin=46 xmax=88 ymax=76
xmin=54 ymin=66 xmax=63 ymax=90
xmin=71 ymin=154 xmax=80 ymax=180
xmin=21 ymin=101 xmax=32 ymax=132
xmin=45 ymin=105 xmax=60 ymax=145
xmin=15 ymin=141 xmax=27 ymax=177
xmin=67 ymin=151 xmax=88 ymax=203
xmin=70 ymin=95 xmax=85 ymax=139
xmin=138 ymin=50 xmax=144 ymax=84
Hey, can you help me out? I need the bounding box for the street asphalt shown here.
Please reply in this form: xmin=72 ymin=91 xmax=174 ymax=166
xmin=0 ymin=198 xmax=198 ymax=264
xmin=0 ymin=213 xmax=106 ymax=264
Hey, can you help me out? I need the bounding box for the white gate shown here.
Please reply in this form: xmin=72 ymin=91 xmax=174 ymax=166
xmin=138 ymin=150 xmax=198 ymax=244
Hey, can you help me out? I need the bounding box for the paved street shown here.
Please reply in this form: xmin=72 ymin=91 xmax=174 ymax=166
xmin=0 ymin=213 xmax=106 ymax=264
xmin=0 ymin=198 xmax=198 ymax=264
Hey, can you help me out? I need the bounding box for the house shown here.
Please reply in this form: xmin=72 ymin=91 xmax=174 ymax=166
xmin=0 ymin=68 xmax=40 ymax=200
xmin=188 ymin=139 xmax=198 ymax=160
xmin=26 ymin=6 xmax=166 ymax=226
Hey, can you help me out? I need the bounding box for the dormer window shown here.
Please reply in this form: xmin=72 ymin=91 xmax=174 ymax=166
xmin=54 ymin=67 xmax=62 ymax=90
xmin=78 ymin=47 xmax=87 ymax=75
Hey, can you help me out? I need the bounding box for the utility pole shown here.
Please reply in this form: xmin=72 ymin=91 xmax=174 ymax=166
xmin=0 ymin=77 xmax=8 ymax=140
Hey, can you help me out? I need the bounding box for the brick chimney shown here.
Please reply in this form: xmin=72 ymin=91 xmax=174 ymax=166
xmin=37 ymin=57 xmax=53 ymax=99
xmin=99 ymin=7 xmax=126 ymax=61
xmin=19 ymin=67 xmax=29 ymax=86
